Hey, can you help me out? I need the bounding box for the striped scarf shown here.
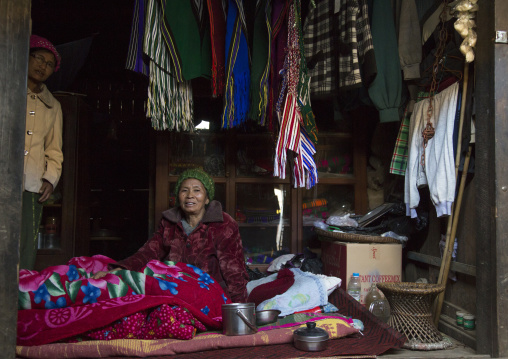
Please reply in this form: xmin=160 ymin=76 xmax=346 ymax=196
xmin=248 ymin=0 xmax=272 ymax=126
xmin=144 ymin=0 xmax=194 ymax=131
xmin=160 ymin=0 xmax=212 ymax=82
xmin=274 ymin=2 xmax=318 ymax=189
xmin=207 ymin=0 xmax=227 ymax=97
xmin=125 ymin=0 xmax=149 ymax=76
xmin=222 ymin=0 xmax=251 ymax=128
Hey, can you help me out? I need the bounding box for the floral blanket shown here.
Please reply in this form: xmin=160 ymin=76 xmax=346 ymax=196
xmin=17 ymin=256 xmax=229 ymax=346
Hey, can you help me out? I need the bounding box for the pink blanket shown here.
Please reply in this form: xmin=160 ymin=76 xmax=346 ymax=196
xmin=17 ymin=256 xmax=229 ymax=346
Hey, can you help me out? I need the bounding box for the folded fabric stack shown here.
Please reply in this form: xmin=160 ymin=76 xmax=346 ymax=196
xmin=302 ymin=198 xmax=328 ymax=221
xmin=302 ymin=198 xmax=327 ymax=210
xmin=302 ymin=205 xmax=329 ymax=219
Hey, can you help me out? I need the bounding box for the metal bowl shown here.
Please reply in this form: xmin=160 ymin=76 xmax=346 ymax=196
xmin=256 ymin=309 xmax=281 ymax=326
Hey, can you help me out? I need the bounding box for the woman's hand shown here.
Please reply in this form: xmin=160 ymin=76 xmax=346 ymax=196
xmin=38 ymin=181 xmax=54 ymax=203
xmin=92 ymin=268 xmax=121 ymax=279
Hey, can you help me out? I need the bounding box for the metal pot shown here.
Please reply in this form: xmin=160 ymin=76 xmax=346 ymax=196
xmin=222 ymin=303 xmax=258 ymax=336
xmin=293 ymin=322 xmax=329 ymax=351
xmin=256 ymin=309 xmax=281 ymax=326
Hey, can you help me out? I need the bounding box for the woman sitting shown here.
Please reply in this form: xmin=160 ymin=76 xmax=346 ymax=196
xmin=18 ymin=168 xmax=249 ymax=346
xmin=94 ymin=168 xmax=249 ymax=303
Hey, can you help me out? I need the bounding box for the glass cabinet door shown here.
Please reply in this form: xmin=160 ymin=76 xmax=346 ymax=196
xmin=168 ymin=132 xmax=226 ymax=177
xmin=236 ymin=183 xmax=291 ymax=265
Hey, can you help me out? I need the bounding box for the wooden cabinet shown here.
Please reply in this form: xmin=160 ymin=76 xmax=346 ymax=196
xmin=154 ymin=118 xmax=367 ymax=267
xmin=34 ymin=93 xmax=90 ymax=270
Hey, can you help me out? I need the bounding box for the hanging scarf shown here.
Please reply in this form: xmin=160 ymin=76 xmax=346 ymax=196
xmin=144 ymin=0 xmax=194 ymax=131
xmin=268 ymin=0 xmax=289 ymax=131
xmin=125 ymin=0 xmax=149 ymax=76
xmin=274 ymin=1 xmax=318 ymax=188
xmin=222 ymin=0 xmax=251 ymax=128
xmin=206 ymin=0 xmax=227 ymax=97
xmin=160 ymin=0 xmax=212 ymax=82
xmin=248 ymin=0 xmax=271 ymax=126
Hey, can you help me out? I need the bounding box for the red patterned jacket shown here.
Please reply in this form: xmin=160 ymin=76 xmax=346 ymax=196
xmin=114 ymin=201 xmax=249 ymax=303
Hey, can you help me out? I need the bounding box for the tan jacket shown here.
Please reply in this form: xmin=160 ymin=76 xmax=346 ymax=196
xmin=24 ymin=85 xmax=63 ymax=193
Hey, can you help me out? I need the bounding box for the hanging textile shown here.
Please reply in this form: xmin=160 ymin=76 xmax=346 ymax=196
xmin=206 ymin=0 xmax=227 ymax=97
xmin=125 ymin=0 xmax=149 ymax=76
xmin=144 ymin=0 xmax=194 ymax=131
xmin=267 ymin=0 xmax=289 ymax=131
xmin=303 ymin=0 xmax=375 ymax=95
xmin=160 ymin=0 xmax=212 ymax=82
xmin=367 ymin=0 xmax=402 ymax=123
xmin=248 ymin=0 xmax=271 ymax=126
xmin=389 ymin=104 xmax=411 ymax=176
xmin=404 ymin=82 xmax=459 ymax=218
xmin=274 ymin=1 xmax=317 ymax=189
xmin=222 ymin=0 xmax=251 ymax=129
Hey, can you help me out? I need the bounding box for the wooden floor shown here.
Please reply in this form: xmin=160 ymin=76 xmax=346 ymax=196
xmin=378 ymin=335 xmax=490 ymax=359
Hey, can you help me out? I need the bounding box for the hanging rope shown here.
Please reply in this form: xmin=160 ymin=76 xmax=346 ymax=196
xmin=421 ymin=0 xmax=450 ymax=169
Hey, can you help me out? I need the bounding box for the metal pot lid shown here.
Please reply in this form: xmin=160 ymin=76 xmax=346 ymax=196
xmin=293 ymin=322 xmax=329 ymax=342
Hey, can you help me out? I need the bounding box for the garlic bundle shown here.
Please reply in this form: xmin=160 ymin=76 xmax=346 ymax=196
xmin=452 ymin=0 xmax=479 ymax=63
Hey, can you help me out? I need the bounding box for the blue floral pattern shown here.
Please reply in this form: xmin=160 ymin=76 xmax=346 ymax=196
xmin=81 ymin=282 xmax=101 ymax=304
xmin=45 ymin=297 xmax=67 ymax=309
xmin=66 ymin=265 xmax=79 ymax=281
xmin=33 ymin=284 xmax=50 ymax=304
xmin=157 ymin=278 xmax=179 ymax=295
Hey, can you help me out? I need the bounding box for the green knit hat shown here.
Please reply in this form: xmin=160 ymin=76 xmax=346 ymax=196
xmin=175 ymin=168 xmax=215 ymax=205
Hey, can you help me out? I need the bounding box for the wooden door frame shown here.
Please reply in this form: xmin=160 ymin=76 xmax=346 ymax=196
xmin=475 ymin=0 xmax=508 ymax=356
xmin=0 ymin=0 xmax=31 ymax=357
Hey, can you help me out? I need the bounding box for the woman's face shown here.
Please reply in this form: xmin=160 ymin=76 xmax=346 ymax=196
xmin=178 ymin=178 xmax=209 ymax=217
xmin=28 ymin=49 xmax=56 ymax=85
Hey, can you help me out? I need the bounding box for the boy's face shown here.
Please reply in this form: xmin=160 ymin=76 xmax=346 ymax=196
xmin=28 ymin=49 xmax=56 ymax=84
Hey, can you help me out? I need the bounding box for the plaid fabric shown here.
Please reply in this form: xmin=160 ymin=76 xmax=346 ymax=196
xmin=303 ymin=1 xmax=335 ymax=95
xmin=389 ymin=106 xmax=411 ymax=175
xmin=336 ymin=0 xmax=374 ymax=89
xmin=303 ymin=0 xmax=374 ymax=95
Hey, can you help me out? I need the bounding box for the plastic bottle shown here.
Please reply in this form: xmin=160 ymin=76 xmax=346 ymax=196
xmin=365 ymin=283 xmax=382 ymax=308
xmin=347 ymin=273 xmax=361 ymax=301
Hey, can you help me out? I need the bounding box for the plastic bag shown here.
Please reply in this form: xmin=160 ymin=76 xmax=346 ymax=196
xmin=326 ymin=213 xmax=358 ymax=228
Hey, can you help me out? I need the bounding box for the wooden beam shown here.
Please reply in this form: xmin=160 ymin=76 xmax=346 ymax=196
xmin=475 ymin=0 xmax=508 ymax=356
xmin=407 ymin=251 xmax=476 ymax=277
xmin=0 ymin=1 xmax=31 ymax=357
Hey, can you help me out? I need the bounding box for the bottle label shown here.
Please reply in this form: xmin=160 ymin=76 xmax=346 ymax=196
xmin=348 ymin=290 xmax=361 ymax=301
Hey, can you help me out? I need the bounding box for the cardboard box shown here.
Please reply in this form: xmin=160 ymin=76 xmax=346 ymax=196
xmin=320 ymin=240 xmax=402 ymax=305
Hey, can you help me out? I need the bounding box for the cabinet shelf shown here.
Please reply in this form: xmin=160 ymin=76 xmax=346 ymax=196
xmin=155 ymin=114 xmax=367 ymax=264
xmin=238 ymin=223 xmax=289 ymax=228
xmin=43 ymin=203 xmax=62 ymax=208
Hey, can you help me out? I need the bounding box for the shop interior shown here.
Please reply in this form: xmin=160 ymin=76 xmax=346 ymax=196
xmin=17 ymin=0 xmax=485 ymax=357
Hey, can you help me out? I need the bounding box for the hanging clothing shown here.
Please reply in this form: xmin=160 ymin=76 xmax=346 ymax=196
xmin=398 ymin=0 xmax=421 ymax=80
xmin=267 ymin=0 xmax=289 ymax=131
xmin=367 ymin=0 xmax=402 ymax=123
xmin=274 ymin=1 xmax=317 ymax=189
xmin=206 ymin=0 xmax=227 ymax=97
xmin=144 ymin=0 xmax=194 ymax=131
xmin=404 ymin=82 xmax=459 ymax=218
xmin=125 ymin=0 xmax=149 ymax=76
xmin=160 ymin=0 xmax=212 ymax=82
xmin=222 ymin=0 xmax=251 ymax=128
xmin=389 ymin=103 xmax=412 ymax=176
xmin=248 ymin=0 xmax=271 ymax=125
xmin=303 ymin=0 xmax=375 ymax=95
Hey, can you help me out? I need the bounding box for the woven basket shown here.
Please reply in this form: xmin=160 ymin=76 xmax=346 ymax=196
xmin=315 ymin=227 xmax=400 ymax=244
xmin=376 ymin=282 xmax=446 ymax=347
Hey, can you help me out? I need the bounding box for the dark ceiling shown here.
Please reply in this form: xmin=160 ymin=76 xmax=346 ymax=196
xmin=31 ymin=0 xmax=135 ymax=77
